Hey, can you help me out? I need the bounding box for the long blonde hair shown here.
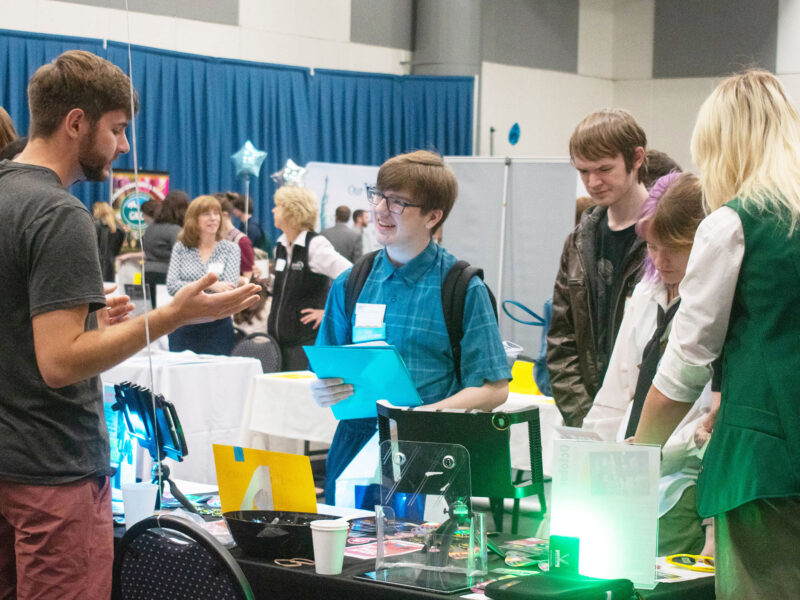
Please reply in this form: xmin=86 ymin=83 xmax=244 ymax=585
xmin=690 ymin=69 xmax=800 ymax=231
xmin=92 ymin=201 xmax=118 ymax=233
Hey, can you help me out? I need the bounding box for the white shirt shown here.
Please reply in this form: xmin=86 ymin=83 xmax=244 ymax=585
xmin=653 ymin=206 xmax=745 ymax=403
xmin=275 ymin=230 xmax=352 ymax=281
xmin=358 ymin=224 xmax=381 ymax=255
xmin=583 ymin=278 xmax=711 ymax=516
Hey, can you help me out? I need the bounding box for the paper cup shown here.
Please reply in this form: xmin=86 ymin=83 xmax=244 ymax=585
xmin=310 ymin=519 xmax=350 ymax=575
xmin=121 ymin=482 xmax=158 ymax=528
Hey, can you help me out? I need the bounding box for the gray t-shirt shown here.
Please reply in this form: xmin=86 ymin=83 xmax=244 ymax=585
xmin=0 ymin=160 xmax=109 ymax=484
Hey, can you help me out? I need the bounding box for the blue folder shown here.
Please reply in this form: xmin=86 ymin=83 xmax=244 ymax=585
xmin=303 ymin=345 xmax=423 ymax=420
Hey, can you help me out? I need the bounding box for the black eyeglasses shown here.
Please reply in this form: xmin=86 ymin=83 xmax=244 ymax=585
xmin=365 ymin=185 xmax=422 ymax=215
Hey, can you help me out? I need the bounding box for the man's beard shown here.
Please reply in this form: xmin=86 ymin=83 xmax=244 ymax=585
xmin=78 ymin=126 xmax=111 ymax=182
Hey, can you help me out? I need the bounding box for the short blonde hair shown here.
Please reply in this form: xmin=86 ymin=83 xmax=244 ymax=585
xmin=274 ymin=186 xmax=318 ymax=231
xmin=179 ymin=195 xmax=222 ymax=248
xmin=691 ymin=69 xmax=800 ymax=230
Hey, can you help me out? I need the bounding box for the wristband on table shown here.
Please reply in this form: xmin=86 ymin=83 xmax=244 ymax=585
xmin=665 ymin=554 xmax=714 ymax=572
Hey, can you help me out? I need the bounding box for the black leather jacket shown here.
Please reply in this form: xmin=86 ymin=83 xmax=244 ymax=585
xmin=546 ymin=205 xmax=645 ymax=426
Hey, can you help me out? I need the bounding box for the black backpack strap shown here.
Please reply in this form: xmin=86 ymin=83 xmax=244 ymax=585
xmin=442 ymin=260 xmax=497 ymax=387
xmin=343 ymin=250 xmax=380 ymax=342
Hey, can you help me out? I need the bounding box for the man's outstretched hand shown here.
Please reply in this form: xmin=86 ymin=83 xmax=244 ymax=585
xmin=168 ymin=273 xmax=260 ymax=326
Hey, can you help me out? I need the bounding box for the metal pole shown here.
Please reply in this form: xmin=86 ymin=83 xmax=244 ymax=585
xmin=497 ymin=157 xmax=511 ymax=299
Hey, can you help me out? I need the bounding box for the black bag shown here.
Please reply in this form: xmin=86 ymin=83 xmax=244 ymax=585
xmin=484 ymin=571 xmax=635 ymax=600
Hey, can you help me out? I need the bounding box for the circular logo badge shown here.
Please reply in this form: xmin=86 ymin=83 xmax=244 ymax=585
xmin=508 ymin=122 xmax=521 ymax=146
xmin=119 ymin=192 xmax=150 ymax=228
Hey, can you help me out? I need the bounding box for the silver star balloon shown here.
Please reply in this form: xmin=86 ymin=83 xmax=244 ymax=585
xmin=270 ymin=159 xmax=307 ymax=187
xmin=231 ymin=141 xmax=267 ymax=179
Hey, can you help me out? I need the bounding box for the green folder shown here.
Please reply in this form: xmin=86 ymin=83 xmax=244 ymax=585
xmin=303 ymin=345 xmax=422 ymax=419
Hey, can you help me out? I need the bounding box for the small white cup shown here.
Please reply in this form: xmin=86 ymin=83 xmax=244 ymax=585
xmin=310 ymin=519 xmax=350 ymax=575
xmin=121 ymin=482 xmax=158 ymax=528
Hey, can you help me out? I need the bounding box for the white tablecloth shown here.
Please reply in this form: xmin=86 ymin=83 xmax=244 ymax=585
xmin=101 ymin=350 xmax=263 ymax=485
xmin=239 ymin=370 xmax=563 ymax=476
xmin=240 ymin=371 xmax=338 ymax=454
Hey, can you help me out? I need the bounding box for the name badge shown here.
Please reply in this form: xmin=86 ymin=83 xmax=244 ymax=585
xmin=207 ymin=261 xmax=224 ymax=275
xmin=274 ymin=258 xmax=286 ymax=272
xmin=353 ymin=303 xmax=386 ymax=343
xmin=355 ymin=303 xmax=386 ymax=328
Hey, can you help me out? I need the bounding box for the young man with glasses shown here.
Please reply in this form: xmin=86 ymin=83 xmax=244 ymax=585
xmin=310 ymin=150 xmax=511 ymax=504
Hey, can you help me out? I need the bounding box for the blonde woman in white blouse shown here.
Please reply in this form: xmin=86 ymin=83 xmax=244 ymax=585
xmin=167 ymin=195 xmax=240 ymax=354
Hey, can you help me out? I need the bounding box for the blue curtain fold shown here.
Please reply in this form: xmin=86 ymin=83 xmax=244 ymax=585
xmin=0 ymin=28 xmax=472 ymax=239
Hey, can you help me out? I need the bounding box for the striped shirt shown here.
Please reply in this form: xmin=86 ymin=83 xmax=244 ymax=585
xmin=166 ymin=239 xmax=240 ymax=295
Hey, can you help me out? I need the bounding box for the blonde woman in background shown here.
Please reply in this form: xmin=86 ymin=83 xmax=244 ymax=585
xmin=0 ymin=107 xmax=16 ymax=150
xmin=92 ymin=201 xmax=125 ymax=281
xmin=635 ymin=70 xmax=800 ymax=598
xmin=268 ymin=186 xmax=351 ymax=370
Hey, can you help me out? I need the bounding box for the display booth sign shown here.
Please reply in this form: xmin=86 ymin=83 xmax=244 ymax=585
xmin=112 ymin=169 xmax=170 ymax=229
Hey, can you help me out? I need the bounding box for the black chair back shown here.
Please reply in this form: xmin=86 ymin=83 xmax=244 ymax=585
xmin=376 ymin=404 xmax=546 ymax=531
xmin=113 ymin=514 xmax=254 ymax=600
xmin=232 ymin=332 xmax=282 ymax=373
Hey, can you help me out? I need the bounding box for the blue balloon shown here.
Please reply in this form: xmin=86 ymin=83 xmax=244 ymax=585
xmin=508 ymin=122 xmax=520 ymax=146
xmin=231 ymin=140 xmax=267 ymax=179
xmin=270 ymin=159 xmax=307 ymax=187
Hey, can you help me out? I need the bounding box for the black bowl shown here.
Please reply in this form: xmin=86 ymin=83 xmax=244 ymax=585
xmin=223 ymin=510 xmax=341 ymax=559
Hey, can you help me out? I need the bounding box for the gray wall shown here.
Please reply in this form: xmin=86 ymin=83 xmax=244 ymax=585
xmin=59 ymin=0 xmax=238 ymax=25
xmin=481 ymin=0 xmax=579 ymax=73
xmin=350 ymin=0 xmax=415 ymax=51
xmin=350 ymin=0 xmax=580 ymax=74
xmin=653 ymin=0 xmax=778 ymax=78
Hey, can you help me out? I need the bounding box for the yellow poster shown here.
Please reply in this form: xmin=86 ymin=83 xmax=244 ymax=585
xmin=212 ymin=444 xmax=317 ymax=514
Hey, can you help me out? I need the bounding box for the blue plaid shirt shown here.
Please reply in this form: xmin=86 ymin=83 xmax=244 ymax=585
xmin=317 ymin=241 xmax=511 ymax=404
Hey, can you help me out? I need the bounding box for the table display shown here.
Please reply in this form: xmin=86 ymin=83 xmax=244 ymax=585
xmin=101 ymin=350 xmax=263 ymax=485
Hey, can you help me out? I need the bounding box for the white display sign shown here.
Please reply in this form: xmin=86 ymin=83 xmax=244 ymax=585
xmin=550 ymin=439 xmax=660 ymax=589
xmin=304 ymin=162 xmax=379 ymax=248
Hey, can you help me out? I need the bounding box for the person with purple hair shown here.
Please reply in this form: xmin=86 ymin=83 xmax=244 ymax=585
xmin=583 ymin=172 xmax=715 ymax=556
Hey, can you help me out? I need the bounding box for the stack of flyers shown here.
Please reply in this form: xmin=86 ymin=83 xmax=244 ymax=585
xmin=500 ymin=537 xmax=549 ymax=559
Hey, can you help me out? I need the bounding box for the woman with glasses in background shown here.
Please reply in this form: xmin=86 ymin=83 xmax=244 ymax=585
xmin=268 ymin=186 xmax=351 ymax=370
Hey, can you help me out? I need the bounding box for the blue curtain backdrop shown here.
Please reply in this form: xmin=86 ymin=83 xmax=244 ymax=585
xmin=0 ymin=28 xmax=473 ymax=240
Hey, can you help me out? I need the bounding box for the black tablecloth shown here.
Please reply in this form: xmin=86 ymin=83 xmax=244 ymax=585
xmin=115 ymin=524 xmax=715 ymax=599
xmin=234 ymin=548 xmax=715 ymax=600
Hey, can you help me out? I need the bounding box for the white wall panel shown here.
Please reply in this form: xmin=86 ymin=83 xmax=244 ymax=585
xmin=614 ymin=77 xmax=717 ymax=171
xmin=612 ymin=0 xmax=654 ymax=80
xmin=239 ymin=0 xmax=350 ymax=43
xmin=578 ymin=0 xmax=614 ymax=79
xmin=777 ymin=0 xmax=800 ymax=74
xmin=480 ymin=62 xmax=613 ymax=157
xmin=0 ymin=0 xmax=403 ymax=74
